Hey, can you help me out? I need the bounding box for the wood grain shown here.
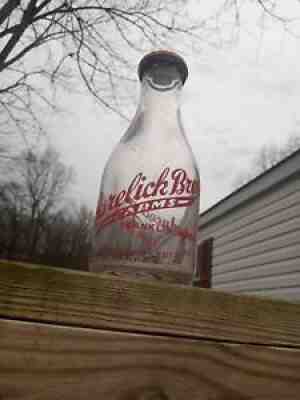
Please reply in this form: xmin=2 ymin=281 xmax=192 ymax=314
xmin=1 ymin=261 xmax=300 ymax=347
xmin=89 ymin=257 xmax=192 ymax=285
xmin=0 ymin=318 xmax=300 ymax=400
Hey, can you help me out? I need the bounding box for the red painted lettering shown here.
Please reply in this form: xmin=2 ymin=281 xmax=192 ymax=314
xmin=170 ymin=168 xmax=187 ymax=195
xmin=151 ymin=167 xmax=170 ymax=196
xmin=125 ymin=172 xmax=144 ymax=203
xmin=115 ymin=190 xmax=126 ymax=207
xmin=133 ymin=175 xmax=147 ymax=201
xmin=143 ymin=181 xmax=156 ymax=198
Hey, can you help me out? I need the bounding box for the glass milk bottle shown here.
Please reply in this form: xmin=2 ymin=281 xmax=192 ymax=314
xmin=90 ymin=50 xmax=200 ymax=285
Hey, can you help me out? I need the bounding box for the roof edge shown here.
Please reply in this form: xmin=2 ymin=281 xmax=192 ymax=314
xmin=199 ymin=148 xmax=300 ymax=228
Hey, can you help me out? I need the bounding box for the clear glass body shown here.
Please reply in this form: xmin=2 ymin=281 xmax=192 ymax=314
xmin=90 ymin=62 xmax=200 ymax=284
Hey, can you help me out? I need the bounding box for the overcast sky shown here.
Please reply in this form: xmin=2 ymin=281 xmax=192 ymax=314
xmin=47 ymin=1 xmax=300 ymax=213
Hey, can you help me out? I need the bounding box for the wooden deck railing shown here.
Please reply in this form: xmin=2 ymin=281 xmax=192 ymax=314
xmin=0 ymin=260 xmax=300 ymax=399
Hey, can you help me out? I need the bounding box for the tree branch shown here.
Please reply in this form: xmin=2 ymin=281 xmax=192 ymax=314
xmin=256 ymin=0 xmax=293 ymax=23
xmin=0 ymin=0 xmax=38 ymax=71
xmin=0 ymin=0 xmax=21 ymax=27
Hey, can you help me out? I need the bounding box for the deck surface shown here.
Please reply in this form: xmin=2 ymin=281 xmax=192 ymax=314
xmin=0 ymin=260 xmax=299 ymax=399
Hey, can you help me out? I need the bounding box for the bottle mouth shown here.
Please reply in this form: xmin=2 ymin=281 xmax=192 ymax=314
xmin=138 ymin=50 xmax=188 ymax=85
xmin=144 ymin=69 xmax=182 ymax=92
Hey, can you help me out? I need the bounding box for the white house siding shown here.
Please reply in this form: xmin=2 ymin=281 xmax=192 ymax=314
xmin=198 ymin=165 xmax=300 ymax=302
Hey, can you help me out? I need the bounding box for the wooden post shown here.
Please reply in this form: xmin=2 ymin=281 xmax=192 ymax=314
xmin=0 ymin=260 xmax=300 ymax=399
xmin=195 ymin=238 xmax=213 ymax=288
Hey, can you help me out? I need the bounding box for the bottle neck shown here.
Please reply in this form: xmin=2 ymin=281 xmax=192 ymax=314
xmin=122 ymin=68 xmax=185 ymax=143
xmin=139 ymin=78 xmax=182 ymax=126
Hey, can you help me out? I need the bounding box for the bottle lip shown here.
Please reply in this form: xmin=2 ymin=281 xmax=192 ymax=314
xmin=138 ymin=50 xmax=188 ymax=85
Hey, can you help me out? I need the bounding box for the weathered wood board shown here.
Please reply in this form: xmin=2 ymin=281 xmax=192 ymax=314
xmin=1 ymin=261 xmax=300 ymax=347
xmin=1 ymin=318 xmax=300 ymax=400
xmin=0 ymin=260 xmax=300 ymax=399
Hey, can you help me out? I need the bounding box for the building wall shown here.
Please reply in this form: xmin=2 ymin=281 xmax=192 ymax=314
xmin=198 ymin=172 xmax=300 ymax=302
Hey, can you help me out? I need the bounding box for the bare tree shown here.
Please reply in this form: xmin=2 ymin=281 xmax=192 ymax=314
xmin=0 ymin=181 xmax=26 ymax=257
xmin=233 ymin=132 xmax=300 ymax=188
xmin=0 ymin=143 xmax=95 ymax=269
xmin=0 ymin=0 xmax=201 ymax=150
xmin=1 ymin=0 xmax=300 ymax=156
xmin=4 ymin=145 xmax=74 ymax=257
xmin=68 ymin=204 xmax=94 ymax=258
xmin=40 ymin=205 xmax=93 ymax=269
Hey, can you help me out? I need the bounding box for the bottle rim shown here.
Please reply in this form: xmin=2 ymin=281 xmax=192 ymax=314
xmin=138 ymin=50 xmax=188 ymax=85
